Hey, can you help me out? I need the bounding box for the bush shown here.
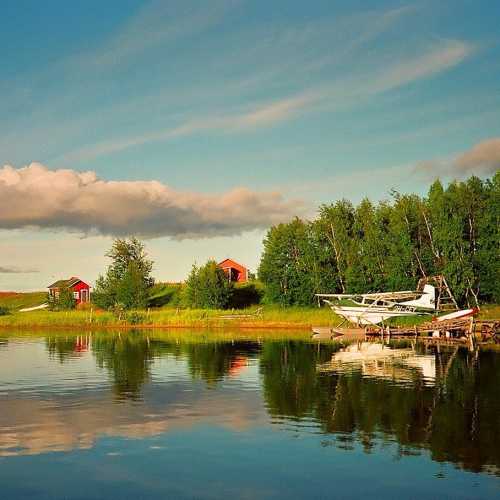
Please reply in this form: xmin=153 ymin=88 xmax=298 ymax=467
xmin=228 ymin=282 xmax=263 ymax=309
xmin=183 ymin=260 xmax=232 ymax=309
xmin=0 ymin=306 xmax=10 ymax=316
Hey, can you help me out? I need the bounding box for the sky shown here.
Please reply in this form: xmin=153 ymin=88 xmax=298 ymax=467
xmin=1 ymin=0 xmax=500 ymax=291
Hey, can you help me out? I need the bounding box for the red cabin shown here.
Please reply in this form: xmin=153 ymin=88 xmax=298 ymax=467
xmin=48 ymin=277 xmax=91 ymax=305
xmin=217 ymin=259 xmax=249 ymax=283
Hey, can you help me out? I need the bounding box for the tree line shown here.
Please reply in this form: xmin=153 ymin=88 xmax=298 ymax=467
xmin=259 ymin=173 xmax=499 ymax=306
xmin=48 ymin=173 xmax=498 ymax=311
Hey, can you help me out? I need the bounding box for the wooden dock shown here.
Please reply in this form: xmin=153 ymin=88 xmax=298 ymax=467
xmin=365 ymin=318 xmax=499 ymax=345
xmin=312 ymin=318 xmax=499 ymax=346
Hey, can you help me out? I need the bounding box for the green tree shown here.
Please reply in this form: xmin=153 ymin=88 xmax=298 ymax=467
xmin=183 ymin=260 xmax=232 ymax=309
xmin=426 ymin=180 xmax=476 ymax=304
xmin=475 ymin=172 xmax=500 ymax=301
xmin=384 ymin=193 xmax=423 ymax=290
xmin=258 ymin=173 xmax=498 ymax=306
xmin=93 ymin=237 xmax=154 ymax=310
xmin=259 ymin=218 xmax=323 ymax=305
xmin=351 ymin=198 xmax=387 ymax=291
xmin=317 ymin=200 xmax=356 ymax=293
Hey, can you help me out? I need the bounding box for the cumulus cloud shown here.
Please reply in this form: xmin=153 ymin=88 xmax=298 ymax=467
xmin=0 ymin=163 xmax=302 ymax=238
xmin=414 ymin=137 xmax=500 ymax=179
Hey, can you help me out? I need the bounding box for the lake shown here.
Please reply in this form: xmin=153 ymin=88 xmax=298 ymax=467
xmin=0 ymin=330 xmax=498 ymax=499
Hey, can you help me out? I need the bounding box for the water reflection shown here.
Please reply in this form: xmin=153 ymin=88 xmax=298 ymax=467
xmin=0 ymin=332 xmax=499 ymax=479
xmin=318 ymin=342 xmax=437 ymax=386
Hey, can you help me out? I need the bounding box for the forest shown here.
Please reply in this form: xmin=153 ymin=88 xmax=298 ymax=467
xmin=259 ymin=173 xmax=499 ymax=307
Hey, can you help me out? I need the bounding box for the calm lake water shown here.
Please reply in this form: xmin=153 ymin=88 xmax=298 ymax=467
xmin=0 ymin=331 xmax=499 ymax=500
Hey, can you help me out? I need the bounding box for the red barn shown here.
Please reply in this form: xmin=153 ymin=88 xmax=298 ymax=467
xmin=48 ymin=277 xmax=91 ymax=305
xmin=217 ymin=259 xmax=249 ymax=283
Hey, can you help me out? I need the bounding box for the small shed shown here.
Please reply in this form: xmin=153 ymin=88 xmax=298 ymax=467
xmin=48 ymin=277 xmax=91 ymax=305
xmin=217 ymin=259 xmax=249 ymax=283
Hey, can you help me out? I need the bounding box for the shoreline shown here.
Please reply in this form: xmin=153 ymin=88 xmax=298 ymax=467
xmin=1 ymin=304 xmax=498 ymax=332
xmin=0 ymin=305 xmax=334 ymax=330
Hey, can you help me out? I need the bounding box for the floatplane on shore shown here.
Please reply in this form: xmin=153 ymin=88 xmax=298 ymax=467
xmin=316 ymin=283 xmax=437 ymax=326
xmin=313 ymin=276 xmax=478 ymax=338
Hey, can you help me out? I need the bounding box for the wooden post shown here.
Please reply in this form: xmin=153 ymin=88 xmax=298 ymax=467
xmin=468 ymin=317 xmax=476 ymax=351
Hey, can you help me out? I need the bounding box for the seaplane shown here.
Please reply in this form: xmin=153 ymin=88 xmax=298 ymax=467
xmin=315 ymin=272 xmax=467 ymax=328
xmin=315 ymin=284 xmax=438 ymax=326
xmin=313 ymin=276 xmax=478 ymax=339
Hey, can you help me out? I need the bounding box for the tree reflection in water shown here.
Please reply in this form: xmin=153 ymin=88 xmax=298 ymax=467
xmin=260 ymin=340 xmax=500 ymax=475
xmin=44 ymin=333 xmax=499 ymax=474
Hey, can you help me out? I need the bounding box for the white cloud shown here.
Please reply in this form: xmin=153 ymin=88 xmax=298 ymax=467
xmin=60 ymin=92 xmax=317 ymax=163
xmin=61 ymin=36 xmax=474 ymax=164
xmin=0 ymin=163 xmax=303 ymax=238
xmin=369 ymin=39 xmax=474 ymax=93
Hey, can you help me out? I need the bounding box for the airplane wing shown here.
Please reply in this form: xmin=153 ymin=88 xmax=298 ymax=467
xmin=315 ymin=290 xmax=424 ymax=300
xmin=315 ymin=293 xmax=360 ymax=299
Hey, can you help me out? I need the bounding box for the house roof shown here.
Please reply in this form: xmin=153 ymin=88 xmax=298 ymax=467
xmin=218 ymin=258 xmax=247 ymax=271
xmin=48 ymin=277 xmax=82 ymax=289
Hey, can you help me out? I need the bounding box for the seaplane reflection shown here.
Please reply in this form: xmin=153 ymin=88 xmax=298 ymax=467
xmin=317 ymin=342 xmax=436 ymax=386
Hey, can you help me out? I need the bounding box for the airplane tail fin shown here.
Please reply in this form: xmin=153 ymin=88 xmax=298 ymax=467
xmin=402 ymin=284 xmax=436 ymax=310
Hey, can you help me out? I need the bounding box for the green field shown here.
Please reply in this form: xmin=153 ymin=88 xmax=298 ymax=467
xmin=0 ymin=292 xmax=47 ymax=311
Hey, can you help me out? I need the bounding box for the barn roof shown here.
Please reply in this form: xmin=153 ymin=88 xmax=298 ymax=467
xmin=218 ymin=258 xmax=247 ymax=270
xmin=48 ymin=277 xmax=82 ymax=289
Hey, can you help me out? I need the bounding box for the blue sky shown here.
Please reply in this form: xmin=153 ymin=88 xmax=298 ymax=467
xmin=1 ymin=0 xmax=499 ymax=290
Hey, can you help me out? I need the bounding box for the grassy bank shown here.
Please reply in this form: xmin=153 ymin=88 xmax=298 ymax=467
xmin=0 ymin=305 xmax=336 ymax=329
xmin=1 ymin=302 xmax=498 ymax=330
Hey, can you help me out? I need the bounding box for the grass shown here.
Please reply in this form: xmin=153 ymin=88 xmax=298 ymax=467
xmin=0 ymin=291 xmax=47 ymax=311
xmin=0 ymin=295 xmax=498 ymax=331
xmin=0 ymin=305 xmax=336 ymax=329
xmin=476 ymin=304 xmax=500 ymax=319
xmin=147 ymin=282 xmax=182 ymax=307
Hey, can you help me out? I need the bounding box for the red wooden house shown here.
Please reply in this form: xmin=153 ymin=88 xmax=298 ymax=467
xmin=217 ymin=259 xmax=249 ymax=283
xmin=48 ymin=277 xmax=91 ymax=305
